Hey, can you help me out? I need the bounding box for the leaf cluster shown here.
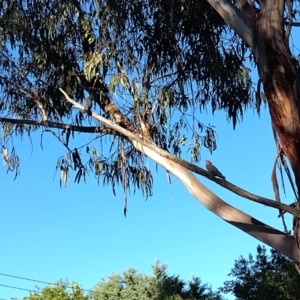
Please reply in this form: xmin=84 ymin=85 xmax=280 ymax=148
xmin=0 ymin=0 xmax=253 ymax=197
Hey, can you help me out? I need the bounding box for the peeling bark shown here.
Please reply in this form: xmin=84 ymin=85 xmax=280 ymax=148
xmin=206 ymin=0 xmax=254 ymax=48
xmin=254 ymin=1 xmax=300 ymax=194
xmin=208 ymin=1 xmax=300 ymax=195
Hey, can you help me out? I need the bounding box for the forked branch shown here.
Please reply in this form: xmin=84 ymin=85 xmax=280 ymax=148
xmin=59 ymin=87 xmax=300 ymax=261
xmin=60 ymin=89 xmax=299 ymax=244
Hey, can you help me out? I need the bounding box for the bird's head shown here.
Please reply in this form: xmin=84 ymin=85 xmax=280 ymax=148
xmin=205 ymin=160 xmax=211 ymax=165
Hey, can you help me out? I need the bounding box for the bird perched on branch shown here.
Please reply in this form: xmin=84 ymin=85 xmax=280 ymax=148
xmin=205 ymin=160 xmax=226 ymax=180
xmin=83 ymin=96 xmax=93 ymax=116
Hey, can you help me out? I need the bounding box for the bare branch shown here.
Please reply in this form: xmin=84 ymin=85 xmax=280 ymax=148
xmin=131 ymin=129 xmax=300 ymax=262
xmin=32 ymin=89 xmax=49 ymax=124
xmin=59 ymin=88 xmax=300 ymax=219
xmin=290 ymin=22 xmax=300 ymax=27
xmin=0 ymin=117 xmax=116 ymax=135
xmin=4 ymin=111 xmax=294 ymax=218
xmin=186 ymin=161 xmax=300 ymax=218
xmin=45 ymin=129 xmax=73 ymax=152
xmin=206 ymin=0 xmax=254 ymax=48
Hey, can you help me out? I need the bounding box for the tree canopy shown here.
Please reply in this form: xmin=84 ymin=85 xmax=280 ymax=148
xmin=221 ymin=245 xmax=300 ymax=300
xmin=23 ymin=281 xmax=89 ymax=300
xmin=19 ymin=247 xmax=300 ymax=300
xmin=20 ymin=263 xmax=221 ymax=300
xmin=92 ymin=262 xmax=221 ymax=300
xmin=1 ymin=0 xmax=300 ymax=259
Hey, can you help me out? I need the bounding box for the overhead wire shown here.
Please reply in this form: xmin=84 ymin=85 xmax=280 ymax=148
xmin=0 ymin=283 xmax=40 ymax=300
xmin=0 ymin=283 xmax=40 ymax=293
xmin=0 ymin=272 xmax=93 ymax=294
xmin=0 ymin=272 xmax=120 ymax=297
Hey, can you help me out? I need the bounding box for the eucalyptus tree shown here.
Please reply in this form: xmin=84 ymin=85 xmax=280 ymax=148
xmin=1 ymin=0 xmax=300 ymax=261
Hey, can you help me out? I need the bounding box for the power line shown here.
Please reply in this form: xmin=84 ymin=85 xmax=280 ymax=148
xmin=0 ymin=272 xmax=120 ymax=297
xmin=0 ymin=281 xmax=120 ymax=299
xmin=0 ymin=273 xmax=49 ymax=286
xmin=0 ymin=272 xmax=93 ymax=294
xmin=0 ymin=283 xmax=40 ymax=293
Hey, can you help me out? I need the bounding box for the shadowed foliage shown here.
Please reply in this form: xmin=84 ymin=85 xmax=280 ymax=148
xmin=221 ymin=245 xmax=300 ymax=300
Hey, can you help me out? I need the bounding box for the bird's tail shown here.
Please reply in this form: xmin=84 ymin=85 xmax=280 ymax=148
xmin=219 ymin=174 xmax=226 ymax=180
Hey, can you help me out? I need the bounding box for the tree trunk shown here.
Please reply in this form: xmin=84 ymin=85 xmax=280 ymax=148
xmin=207 ymin=0 xmax=300 ymax=251
xmin=255 ymin=1 xmax=300 ymax=193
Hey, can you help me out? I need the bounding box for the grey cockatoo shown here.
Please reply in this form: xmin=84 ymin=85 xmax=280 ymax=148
xmin=205 ymin=160 xmax=226 ymax=180
xmin=83 ymin=96 xmax=93 ymax=116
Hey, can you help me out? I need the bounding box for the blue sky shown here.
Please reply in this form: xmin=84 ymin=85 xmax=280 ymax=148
xmin=0 ymin=99 xmax=294 ymax=299
xmin=2 ymin=6 xmax=300 ymax=299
